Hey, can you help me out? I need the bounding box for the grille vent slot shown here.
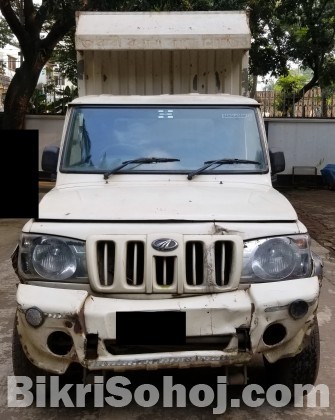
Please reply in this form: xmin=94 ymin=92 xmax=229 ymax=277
xmin=154 ymin=256 xmax=175 ymax=286
xmin=186 ymin=241 xmax=204 ymax=285
xmin=126 ymin=241 xmax=144 ymax=286
xmin=214 ymin=241 xmax=233 ymax=286
xmin=97 ymin=241 xmax=115 ymax=286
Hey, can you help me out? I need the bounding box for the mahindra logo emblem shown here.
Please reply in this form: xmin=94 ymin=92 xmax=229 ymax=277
xmin=152 ymin=238 xmax=178 ymax=251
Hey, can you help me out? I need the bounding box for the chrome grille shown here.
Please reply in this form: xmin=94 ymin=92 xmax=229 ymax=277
xmin=87 ymin=234 xmax=242 ymax=293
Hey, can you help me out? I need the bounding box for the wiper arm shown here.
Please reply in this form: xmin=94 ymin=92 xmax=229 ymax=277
xmin=104 ymin=157 xmax=180 ymax=180
xmin=187 ymin=158 xmax=261 ymax=180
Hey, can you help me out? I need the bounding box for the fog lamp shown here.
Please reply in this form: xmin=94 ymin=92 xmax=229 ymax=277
xmin=25 ymin=307 xmax=45 ymax=328
xmin=289 ymin=300 xmax=309 ymax=320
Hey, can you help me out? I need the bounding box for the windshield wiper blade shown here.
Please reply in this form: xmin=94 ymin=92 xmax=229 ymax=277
xmin=187 ymin=158 xmax=261 ymax=180
xmin=104 ymin=157 xmax=180 ymax=180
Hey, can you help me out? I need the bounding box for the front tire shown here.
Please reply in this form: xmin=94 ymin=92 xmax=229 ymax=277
xmin=264 ymin=319 xmax=320 ymax=395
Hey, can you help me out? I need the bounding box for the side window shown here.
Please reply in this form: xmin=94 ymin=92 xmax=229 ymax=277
xmin=243 ymin=113 xmax=263 ymax=162
xmin=64 ymin=111 xmax=91 ymax=168
xmin=67 ymin=112 xmax=82 ymax=165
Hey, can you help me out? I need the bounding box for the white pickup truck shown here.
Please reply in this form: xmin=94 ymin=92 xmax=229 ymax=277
xmin=12 ymin=93 xmax=322 ymax=392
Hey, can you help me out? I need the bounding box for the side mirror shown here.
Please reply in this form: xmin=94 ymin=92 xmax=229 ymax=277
xmin=269 ymin=150 xmax=285 ymax=175
xmin=42 ymin=146 xmax=60 ymax=174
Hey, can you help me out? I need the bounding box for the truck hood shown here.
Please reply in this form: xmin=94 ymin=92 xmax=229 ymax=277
xmin=38 ymin=182 xmax=297 ymax=222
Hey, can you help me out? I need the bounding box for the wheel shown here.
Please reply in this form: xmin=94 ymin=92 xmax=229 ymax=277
xmin=264 ymin=318 xmax=320 ymax=395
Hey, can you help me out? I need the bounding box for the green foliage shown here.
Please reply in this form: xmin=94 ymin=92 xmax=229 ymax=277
xmin=275 ymin=73 xmax=309 ymax=94
xmin=319 ymin=57 xmax=335 ymax=92
xmin=52 ymin=29 xmax=77 ymax=86
xmin=28 ymin=83 xmax=78 ymax=114
xmin=47 ymin=84 xmax=78 ymax=114
xmin=28 ymin=88 xmax=48 ymax=114
xmin=274 ymin=71 xmax=309 ymax=116
xmin=0 ymin=17 xmax=14 ymax=48
xmin=248 ymin=0 xmax=289 ymax=78
xmin=245 ymin=0 xmax=335 ymax=104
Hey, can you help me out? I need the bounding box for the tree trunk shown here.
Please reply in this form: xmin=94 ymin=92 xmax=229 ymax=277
xmin=321 ymin=89 xmax=328 ymax=118
xmin=249 ymin=75 xmax=258 ymax=98
xmin=294 ymin=74 xmax=319 ymax=106
xmin=2 ymin=60 xmax=43 ymax=129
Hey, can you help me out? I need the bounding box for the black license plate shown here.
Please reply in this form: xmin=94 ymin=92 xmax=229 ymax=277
xmin=116 ymin=311 xmax=186 ymax=345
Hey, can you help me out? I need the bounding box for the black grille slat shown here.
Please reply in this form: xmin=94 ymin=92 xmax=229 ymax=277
xmin=215 ymin=241 xmax=233 ymax=286
xmin=186 ymin=241 xmax=204 ymax=285
xmin=97 ymin=241 xmax=115 ymax=286
xmin=155 ymin=256 xmax=175 ymax=286
xmin=126 ymin=242 xmax=144 ymax=286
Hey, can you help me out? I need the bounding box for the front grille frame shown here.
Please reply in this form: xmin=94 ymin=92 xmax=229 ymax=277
xmin=87 ymin=234 xmax=243 ymax=293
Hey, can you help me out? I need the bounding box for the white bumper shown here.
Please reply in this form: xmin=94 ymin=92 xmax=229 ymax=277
xmin=16 ymin=277 xmax=320 ymax=374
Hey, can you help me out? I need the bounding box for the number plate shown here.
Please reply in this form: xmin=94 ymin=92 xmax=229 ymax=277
xmin=116 ymin=311 xmax=186 ymax=345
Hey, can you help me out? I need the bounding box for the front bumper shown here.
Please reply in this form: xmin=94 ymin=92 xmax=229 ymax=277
xmin=16 ymin=277 xmax=320 ymax=374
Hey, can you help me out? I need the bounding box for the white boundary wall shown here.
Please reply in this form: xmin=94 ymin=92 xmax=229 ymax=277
xmin=25 ymin=115 xmax=335 ymax=174
xmin=266 ymin=119 xmax=335 ymax=174
xmin=25 ymin=115 xmax=65 ymax=171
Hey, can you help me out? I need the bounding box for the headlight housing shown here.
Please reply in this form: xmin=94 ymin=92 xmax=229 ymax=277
xmin=19 ymin=234 xmax=88 ymax=282
xmin=241 ymin=234 xmax=312 ymax=283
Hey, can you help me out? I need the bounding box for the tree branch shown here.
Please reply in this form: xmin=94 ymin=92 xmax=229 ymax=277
xmin=0 ymin=0 xmax=27 ymax=45
xmin=40 ymin=14 xmax=76 ymax=59
xmin=23 ymin=0 xmax=41 ymax=40
xmin=35 ymin=0 xmax=50 ymax=32
xmin=296 ymin=72 xmax=319 ymax=103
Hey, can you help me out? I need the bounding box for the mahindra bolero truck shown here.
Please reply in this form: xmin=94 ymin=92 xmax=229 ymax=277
xmin=12 ymin=94 xmax=322 ymax=391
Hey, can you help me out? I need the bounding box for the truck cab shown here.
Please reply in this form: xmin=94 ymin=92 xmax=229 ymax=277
xmin=12 ymin=93 xmax=321 ymax=391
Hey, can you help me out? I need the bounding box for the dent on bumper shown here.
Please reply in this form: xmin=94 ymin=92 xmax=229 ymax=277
xmin=16 ymin=277 xmax=320 ymax=374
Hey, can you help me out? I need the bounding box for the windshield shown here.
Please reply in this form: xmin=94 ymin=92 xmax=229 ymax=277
xmin=61 ymin=106 xmax=267 ymax=174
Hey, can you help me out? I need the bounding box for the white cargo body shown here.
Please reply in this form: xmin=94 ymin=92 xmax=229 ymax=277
xmin=75 ymin=11 xmax=250 ymax=96
xmin=12 ymin=11 xmax=322 ymax=395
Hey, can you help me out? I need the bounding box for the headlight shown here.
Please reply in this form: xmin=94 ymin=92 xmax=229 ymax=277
xmin=19 ymin=234 xmax=88 ymax=282
xmin=241 ymin=234 xmax=312 ymax=283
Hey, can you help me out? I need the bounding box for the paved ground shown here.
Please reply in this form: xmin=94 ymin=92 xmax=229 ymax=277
xmin=279 ymin=186 xmax=335 ymax=260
